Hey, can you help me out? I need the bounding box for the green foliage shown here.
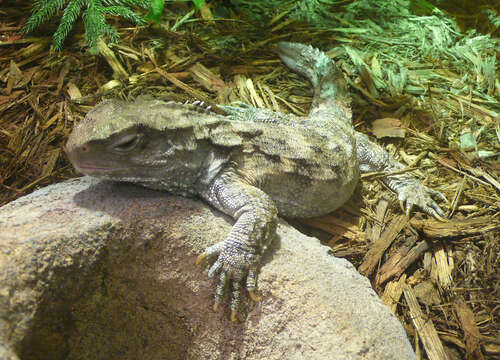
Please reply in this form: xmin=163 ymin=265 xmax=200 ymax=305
xmin=229 ymin=0 xmax=293 ymax=23
xmin=191 ymin=0 xmax=205 ymax=11
xmin=23 ymin=0 xmax=150 ymax=52
xmin=409 ymin=0 xmax=437 ymax=15
xmin=291 ymin=0 xmax=338 ymax=23
xmin=145 ymin=0 xmax=165 ymax=23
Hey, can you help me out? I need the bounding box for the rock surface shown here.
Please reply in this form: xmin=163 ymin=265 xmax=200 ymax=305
xmin=0 ymin=177 xmax=416 ymax=360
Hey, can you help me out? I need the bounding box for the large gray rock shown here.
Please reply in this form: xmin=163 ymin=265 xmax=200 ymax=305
xmin=0 ymin=177 xmax=416 ymax=360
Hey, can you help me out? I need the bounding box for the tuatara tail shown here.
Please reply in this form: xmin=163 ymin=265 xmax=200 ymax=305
xmin=276 ymin=42 xmax=351 ymax=123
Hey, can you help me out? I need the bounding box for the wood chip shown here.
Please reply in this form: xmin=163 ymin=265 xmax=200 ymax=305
xmin=404 ymin=285 xmax=449 ymax=360
xmin=381 ymin=274 xmax=406 ymax=313
xmin=188 ymin=63 xmax=228 ymax=94
xmin=369 ymin=199 xmax=388 ymax=242
xmin=41 ymin=148 xmax=60 ymax=178
xmin=99 ymin=80 xmax=122 ymax=92
xmin=7 ymin=60 xmax=23 ymax=94
xmin=413 ymin=280 xmax=441 ymax=306
xmin=261 ymin=83 xmax=280 ymax=112
xmin=410 ymin=217 xmax=500 ymax=238
xmin=97 ymin=38 xmax=128 ymax=81
xmin=359 ymin=214 xmax=408 ymax=276
xmin=454 ymin=297 xmax=485 ymax=360
xmin=234 ymin=74 xmax=252 ymax=104
xmin=155 ymin=67 xmax=211 ymax=105
xmin=377 ymin=240 xmax=429 ymax=285
xmin=433 ymin=244 xmax=453 ymax=290
xmin=300 ymin=215 xmax=366 ymax=242
xmin=66 ymin=82 xmax=82 ymax=100
xmin=245 ymin=78 xmax=265 ymax=108
xmin=56 ymin=60 xmax=70 ymax=95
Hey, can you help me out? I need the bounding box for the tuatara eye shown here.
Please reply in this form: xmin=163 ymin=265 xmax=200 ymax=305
xmin=113 ymin=134 xmax=141 ymax=152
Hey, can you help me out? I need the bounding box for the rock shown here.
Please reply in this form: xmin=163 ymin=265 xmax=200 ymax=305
xmin=0 ymin=177 xmax=416 ymax=360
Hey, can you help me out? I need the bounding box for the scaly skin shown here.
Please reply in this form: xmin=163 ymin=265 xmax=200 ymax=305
xmin=66 ymin=42 xmax=445 ymax=321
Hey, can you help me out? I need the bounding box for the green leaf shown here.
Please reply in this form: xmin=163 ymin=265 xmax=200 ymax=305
xmin=192 ymin=0 xmax=205 ymax=11
xmin=145 ymin=0 xmax=164 ymax=23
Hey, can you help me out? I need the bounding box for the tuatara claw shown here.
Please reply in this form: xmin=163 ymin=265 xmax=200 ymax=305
xmin=404 ymin=202 xmax=414 ymax=218
xmin=196 ymin=252 xmax=207 ymax=265
xmin=213 ymin=301 xmax=220 ymax=313
xmin=231 ymin=310 xmax=239 ymax=322
xmin=249 ymin=290 xmax=262 ymax=302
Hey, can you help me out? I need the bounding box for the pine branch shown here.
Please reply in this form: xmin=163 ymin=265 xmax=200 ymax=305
xmin=53 ymin=0 xmax=85 ymax=50
xmin=102 ymin=5 xmax=146 ymax=25
xmin=23 ymin=0 xmax=67 ymax=33
xmin=24 ymin=0 xmax=153 ymax=52
xmin=101 ymin=0 xmax=150 ymax=9
xmin=83 ymin=0 xmax=106 ymax=52
xmin=102 ymin=23 xmax=120 ymax=43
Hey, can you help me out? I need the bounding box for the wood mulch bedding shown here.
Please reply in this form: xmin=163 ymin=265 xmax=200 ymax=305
xmin=1 ymin=1 xmax=498 ymax=359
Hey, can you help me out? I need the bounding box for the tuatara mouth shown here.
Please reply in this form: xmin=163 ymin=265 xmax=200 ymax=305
xmin=74 ymin=164 xmax=129 ymax=175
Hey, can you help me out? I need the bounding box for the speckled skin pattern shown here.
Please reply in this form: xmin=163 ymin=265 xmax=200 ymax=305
xmin=66 ymin=42 xmax=445 ymax=319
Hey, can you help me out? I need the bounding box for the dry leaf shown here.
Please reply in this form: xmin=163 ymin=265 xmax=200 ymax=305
xmin=372 ymin=117 xmax=406 ymax=139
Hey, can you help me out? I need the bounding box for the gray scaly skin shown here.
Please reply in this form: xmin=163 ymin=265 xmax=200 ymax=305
xmin=66 ymin=42 xmax=446 ymax=321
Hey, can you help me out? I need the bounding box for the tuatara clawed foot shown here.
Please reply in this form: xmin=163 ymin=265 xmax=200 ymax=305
xmin=196 ymin=240 xmax=262 ymax=321
xmin=396 ymin=181 xmax=448 ymax=221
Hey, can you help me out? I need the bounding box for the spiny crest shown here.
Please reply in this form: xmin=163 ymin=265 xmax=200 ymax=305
xmin=134 ymin=97 xmax=215 ymax=115
xmin=66 ymin=98 xmax=222 ymax=149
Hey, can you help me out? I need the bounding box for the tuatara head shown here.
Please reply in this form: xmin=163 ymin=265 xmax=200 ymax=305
xmin=66 ymin=99 xmax=142 ymax=177
xmin=65 ymin=99 xmax=222 ymax=191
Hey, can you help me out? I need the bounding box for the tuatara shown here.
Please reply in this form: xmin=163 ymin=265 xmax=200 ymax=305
xmin=66 ymin=42 xmax=446 ymax=321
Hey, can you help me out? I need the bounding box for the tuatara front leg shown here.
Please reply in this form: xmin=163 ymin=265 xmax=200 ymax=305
xmin=355 ymin=132 xmax=447 ymax=220
xmin=197 ymin=169 xmax=278 ymax=321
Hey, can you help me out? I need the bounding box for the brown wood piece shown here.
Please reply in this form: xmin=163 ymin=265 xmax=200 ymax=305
xmin=404 ymin=285 xmax=449 ymax=360
xmin=359 ymin=214 xmax=408 ymax=276
xmin=381 ymin=274 xmax=407 ymax=313
xmin=410 ymin=217 xmax=500 ymax=239
xmin=155 ymin=67 xmax=212 ymax=106
xmin=454 ymin=297 xmax=485 ymax=360
xmin=377 ymin=240 xmax=429 ymax=285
